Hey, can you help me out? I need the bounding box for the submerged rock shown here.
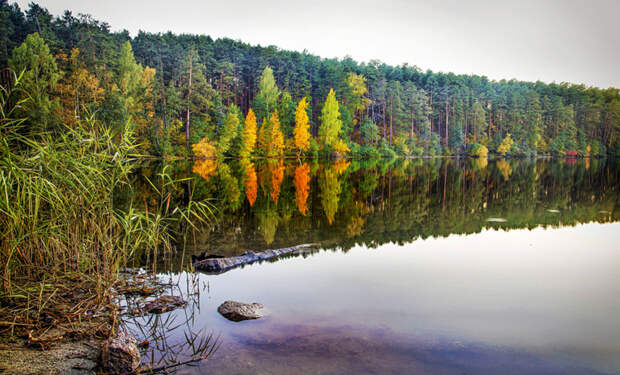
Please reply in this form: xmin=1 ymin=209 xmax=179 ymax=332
xmin=193 ymin=243 xmax=315 ymax=273
xmin=100 ymin=331 xmax=140 ymax=374
xmin=144 ymin=295 xmax=187 ymax=314
xmin=217 ymin=301 xmax=264 ymax=322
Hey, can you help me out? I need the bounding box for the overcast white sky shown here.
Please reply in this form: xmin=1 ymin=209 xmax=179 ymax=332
xmin=15 ymin=0 xmax=620 ymax=88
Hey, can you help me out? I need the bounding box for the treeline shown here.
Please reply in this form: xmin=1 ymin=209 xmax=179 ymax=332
xmin=2 ymin=1 xmax=619 ymax=158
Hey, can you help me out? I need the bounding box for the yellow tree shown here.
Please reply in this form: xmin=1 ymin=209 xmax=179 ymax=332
xmin=258 ymin=117 xmax=270 ymax=155
xmin=268 ymin=110 xmax=284 ymax=157
xmin=191 ymin=137 xmax=218 ymax=180
xmin=293 ymin=98 xmax=311 ymax=154
xmin=240 ymin=108 xmax=257 ymax=156
xmin=497 ymin=133 xmax=514 ymax=155
xmin=56 ymin=48 xmax=104 ymax=126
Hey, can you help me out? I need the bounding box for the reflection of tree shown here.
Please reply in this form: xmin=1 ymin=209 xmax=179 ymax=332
xmin=347 ymin=209 xmax=365 ymax=237
xmin=192 ymin=159 xmax=218 ymax=181
xmin=496 ymin=159 xmax=512 ymax=181
xmin=149 ymin=158 xmax=619 ymax=261
xmin=243 ymin=161 xmax=258 ymax=207
xmin=218 ymin=163 xmax=241 ymax=210
xmin=269 ymin=161 xmax=285 ymax=204
xmin=320 ymin=160 xmax=349 ymax=224
xmin=256 ymin=205 xmax=279 ymax=244
xmin=471 ymin=157 xmax=488 ymax=170
xmin=294 ymin=163 xmax=311 ymax=215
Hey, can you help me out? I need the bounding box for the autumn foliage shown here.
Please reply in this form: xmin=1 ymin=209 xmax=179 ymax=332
xmin=295 ymin=163 xmax=311 ymax=215
xmin=244 ymin=162 xmax=258 ymax=206
xmin=293 ymin=98 xmax=311 ymax=154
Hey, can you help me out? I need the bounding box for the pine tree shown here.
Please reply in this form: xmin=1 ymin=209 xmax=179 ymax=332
xmin=318 ymin=88 xmax=343 ymax=150
xmin=240 ymin=108 xmax=257 ymax=156
xmin=293 ymin=97 xmax=311 ymax=154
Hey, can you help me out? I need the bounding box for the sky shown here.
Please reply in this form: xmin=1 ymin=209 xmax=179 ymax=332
xmin=15 ymin=0 xmax=620 ymax=88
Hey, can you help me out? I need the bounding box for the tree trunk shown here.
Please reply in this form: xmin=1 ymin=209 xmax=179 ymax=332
xmin=445 ymin=101 xmax=449 ymax=146
xmin=185 ymin=57 xmax=192 ymax=151
xmin=389 ymin=97 xmax=393 ymax=145
xmin=410 ymin=108 xmax=415 ymax=138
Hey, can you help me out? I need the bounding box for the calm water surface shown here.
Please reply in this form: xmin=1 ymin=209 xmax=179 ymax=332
xmin=124 ymin=158 xmax=620 ymax=374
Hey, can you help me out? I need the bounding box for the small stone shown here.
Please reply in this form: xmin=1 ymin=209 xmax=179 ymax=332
xmin=100 ymin=331 xmax=140 ymax=374
xmin=144 ymin=295 xmax=186 ymax=314
xmin=217 ymin=301 xmax=264 ymax=322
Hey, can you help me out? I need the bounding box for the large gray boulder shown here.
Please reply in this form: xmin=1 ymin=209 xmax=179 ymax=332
xmin=217 ymin=301 xmax=264 ymax=322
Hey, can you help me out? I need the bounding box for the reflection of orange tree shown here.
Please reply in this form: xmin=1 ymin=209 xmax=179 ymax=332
xmin=294 ymin=163 xmax=311 ymax=215
xmin=242 ymin=161 xmax=258 ymax=207
xmin=269 ymin=161 xmax=285 ymax=204
xmin=320 ymin=160 xmax=350 ymax=224
xmin=496 ymin=159 xmax=512 ymax=181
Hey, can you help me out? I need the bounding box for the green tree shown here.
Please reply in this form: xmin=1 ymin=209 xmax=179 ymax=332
xmin=318 ymin=88 xmax=344 ymax=151
xmin=9 ymin=32 xmax=60 ymax=131
xmin=217 ymin=104 xmax=241 ymax=154
xmin=254 ymin=66 xmax=280 ymax=121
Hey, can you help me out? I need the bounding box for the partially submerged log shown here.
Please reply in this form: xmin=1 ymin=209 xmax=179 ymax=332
xmin=193 ymin=243 xmax=315 ymax=273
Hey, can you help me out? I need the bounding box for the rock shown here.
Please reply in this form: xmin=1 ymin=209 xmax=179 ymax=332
xmin=191 ymin=252 xmax=225 ymax=263
xmin=100 ymin=331 xmax=140 ymax=374
xmin=144 ymin=295 xmax=186 ymax=314
xmin=217 ymin=301 xmax=264 ymax=322
xmin=194 ymin=243 xmax=315 ymax=273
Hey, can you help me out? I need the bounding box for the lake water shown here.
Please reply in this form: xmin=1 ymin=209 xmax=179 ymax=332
xmin=123 ymin=158 xmax=620 ymax=374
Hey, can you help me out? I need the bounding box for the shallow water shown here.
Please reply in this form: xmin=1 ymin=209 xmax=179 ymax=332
xmin=124 ymin=158 xmax=620 ymax=374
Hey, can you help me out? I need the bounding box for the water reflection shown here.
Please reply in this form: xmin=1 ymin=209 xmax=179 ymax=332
xmin=128 ymin=158 xmax=618 ymax=264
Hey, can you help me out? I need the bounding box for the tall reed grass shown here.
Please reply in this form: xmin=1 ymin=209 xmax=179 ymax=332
xmin=0 ymin=73 xmax=215 ymax=336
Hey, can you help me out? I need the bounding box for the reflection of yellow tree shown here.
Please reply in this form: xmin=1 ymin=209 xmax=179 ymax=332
xmin=269 ymin=161 xmax=284 ymax=204
xmin=471 ymin=157 xmax=488 ymax=171
xmin=294 ymin=163 xmax=311 ymax=215
xmin=192 ymin=159 xmax=218 ymax=181
xmin=496 ymin=159 xmax=512 ymax=181
xmin=243 ymin=162 xmax=258 ymax=207
xmin=332 ymin=159 xmax=350 ymax=175
xmin=320 ymin=161 xmax=349 ymax=224
xmin=347 ymin=216 xmax=365 ymax=237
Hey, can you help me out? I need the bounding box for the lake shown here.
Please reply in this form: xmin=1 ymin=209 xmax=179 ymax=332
xmin=122 ymin=158 xmax=619 ymax=374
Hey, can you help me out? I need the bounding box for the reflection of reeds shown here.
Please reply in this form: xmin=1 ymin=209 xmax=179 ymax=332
xmin=122 ymin=273 xmax=219 ymax=373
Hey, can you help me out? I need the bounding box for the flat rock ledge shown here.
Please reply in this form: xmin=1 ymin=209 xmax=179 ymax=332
xmin=193 ymin=243 xmax=315 ymax=273
xmin=218 ymin=301 xmax=264 ymax=322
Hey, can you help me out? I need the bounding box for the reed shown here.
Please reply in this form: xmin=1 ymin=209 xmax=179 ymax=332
xmin=0 ymin=73 xmax=215 ymax=337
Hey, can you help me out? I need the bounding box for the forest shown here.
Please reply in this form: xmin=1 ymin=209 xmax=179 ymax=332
xmin=2 ymin=1 xmax=619 ymax=159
